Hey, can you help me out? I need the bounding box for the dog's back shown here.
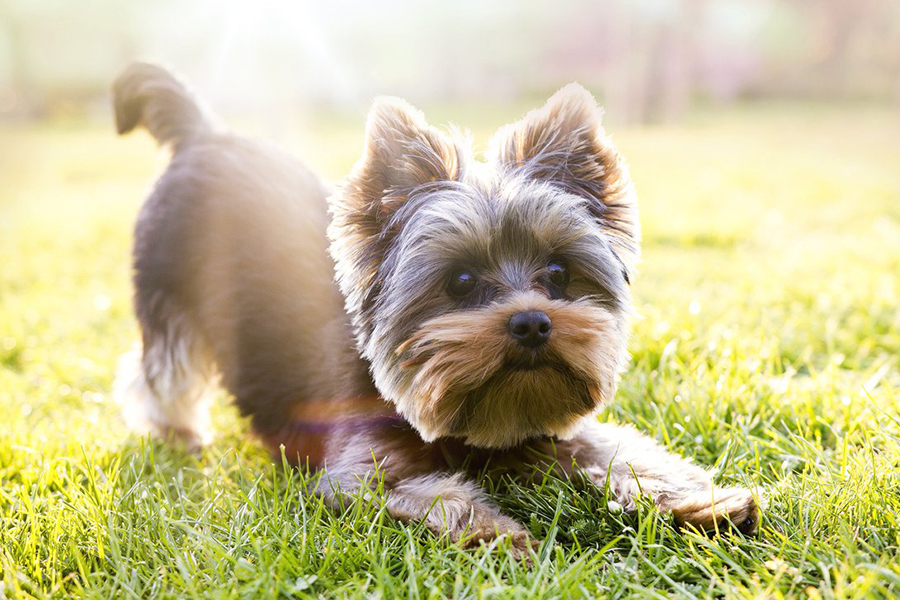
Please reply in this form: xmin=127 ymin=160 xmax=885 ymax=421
xmin=113 ymin=63 xmax=374 ymax=452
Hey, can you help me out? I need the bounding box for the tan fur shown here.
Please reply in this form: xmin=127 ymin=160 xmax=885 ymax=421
xmin=395 ymin=291 xmax=625 ymax=447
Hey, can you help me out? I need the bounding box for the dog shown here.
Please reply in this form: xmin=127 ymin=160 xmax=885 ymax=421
xmin=113 ymin=63 xmax=759 ymax=556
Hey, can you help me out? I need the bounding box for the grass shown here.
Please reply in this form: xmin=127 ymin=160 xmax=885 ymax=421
xmin=1 ymin=100 xmax=899 ymax=599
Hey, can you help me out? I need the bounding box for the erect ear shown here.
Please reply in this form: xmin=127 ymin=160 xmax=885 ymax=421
xmin=329 ymin=97 xmax=466 ymax=351
xmin=488 ymin=83 xmax=640 ymax=279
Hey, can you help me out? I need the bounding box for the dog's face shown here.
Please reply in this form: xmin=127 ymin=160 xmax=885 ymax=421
xmin=329 ymin=84 xmax=640 ymax=448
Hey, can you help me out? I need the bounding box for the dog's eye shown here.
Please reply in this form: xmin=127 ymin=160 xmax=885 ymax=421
xmin=447 ymin=269 xmax=477 ymax=297
xmin=548 ymin=261 xmax=569 ymax=288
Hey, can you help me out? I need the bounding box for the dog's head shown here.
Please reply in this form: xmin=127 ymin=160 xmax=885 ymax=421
xmin=329 ymin=84 xmax=639 ymax=448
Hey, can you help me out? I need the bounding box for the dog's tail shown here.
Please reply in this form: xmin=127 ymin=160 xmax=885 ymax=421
xmin=113 ymin=62 xmax=210 ymax=147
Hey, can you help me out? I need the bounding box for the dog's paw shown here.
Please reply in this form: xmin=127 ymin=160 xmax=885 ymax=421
xmin=450 ymin=506 xmax=538 ymax=560
xmin=670 ymin=486 xmax=760 ymax=536
xmin=387 ymin=476 xmax=538 ymax=561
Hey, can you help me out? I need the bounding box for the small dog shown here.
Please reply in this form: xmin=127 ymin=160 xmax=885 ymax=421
xmin=113 ymin=63 xmax=759 ymax=554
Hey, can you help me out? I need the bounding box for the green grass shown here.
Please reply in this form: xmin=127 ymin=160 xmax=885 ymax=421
xmin=1 ymin=101 xmax=900 ymax=599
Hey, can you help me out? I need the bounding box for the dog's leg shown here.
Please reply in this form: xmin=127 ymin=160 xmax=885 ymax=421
xmin=115 ymin=305 xmax=215 ymax=451
xmin=554 ymin=420 xmax=760 ymax=534
xmin=318 ymin=425 xmax=535 ymax=556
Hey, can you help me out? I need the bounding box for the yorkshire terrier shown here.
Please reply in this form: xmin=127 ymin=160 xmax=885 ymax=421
xmin=113 ymin=63 xmax=759 ymax=555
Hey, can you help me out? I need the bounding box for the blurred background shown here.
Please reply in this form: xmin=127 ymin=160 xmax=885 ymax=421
xmin=0 ymin=0 xmax=898 ymax=448
xmin=1 ymin=0 xmax=899 ymax=126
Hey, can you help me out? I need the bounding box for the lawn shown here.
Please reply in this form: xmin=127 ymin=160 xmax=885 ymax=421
xmin=1 ymin=101 xmax=899 ymax=599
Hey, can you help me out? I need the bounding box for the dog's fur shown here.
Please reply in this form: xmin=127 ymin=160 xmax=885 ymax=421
xmin=113 ymin=63 xmax=759 ymax=555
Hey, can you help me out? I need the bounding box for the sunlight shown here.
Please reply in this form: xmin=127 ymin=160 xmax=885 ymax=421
xmin=205 ymin=0 xmax=357 ymax=106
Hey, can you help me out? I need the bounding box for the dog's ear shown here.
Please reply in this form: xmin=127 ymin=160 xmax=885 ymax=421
xmin=330 ymin=97 xmax=465 ymax=351
xmin=488 ymin=83 xmax=640 ymax=278
xmin=350 ymin=97 xmax=463 ymax=198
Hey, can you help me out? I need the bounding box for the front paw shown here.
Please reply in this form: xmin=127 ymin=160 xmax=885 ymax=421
xmin=385 ymin=475 xmax=538 ymax=559
xmin=453 ymin=508 xmax=538 ymax=559
xmin=670 ymin=487 xmax=760 ymax=536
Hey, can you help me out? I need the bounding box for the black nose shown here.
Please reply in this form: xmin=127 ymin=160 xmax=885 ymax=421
xmin=508 ymin=311 xmax=552 ymax=348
